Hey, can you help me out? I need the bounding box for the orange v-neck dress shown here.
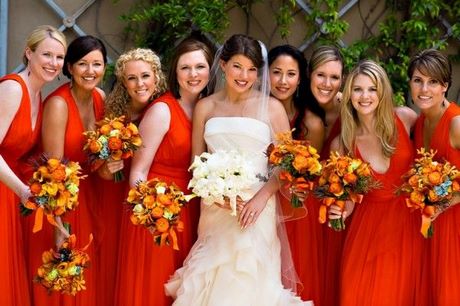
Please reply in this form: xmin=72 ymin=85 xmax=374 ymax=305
xmin=115 ymin=91 xmax=199 ymax=306
xmin=414 ymin=102 xmax=460 ymax=306
xmin=283 ymin=112 xmax=324 ymax=305
xmin=24 ymin=82 xmax=104 ymax=306
xmin=339 ymin=116 xmax=423 ymax=305
xmin=0 ymin=74 xmax=40 ymax=306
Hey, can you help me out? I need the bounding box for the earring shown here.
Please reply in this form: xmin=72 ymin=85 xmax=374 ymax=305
xmin=27 ymin=69 xmax=30 ymax=77
xmin=295 ymin=87 xmax=299 ymax=99
xmin=442 ymin=99 xmax=446 ymax=107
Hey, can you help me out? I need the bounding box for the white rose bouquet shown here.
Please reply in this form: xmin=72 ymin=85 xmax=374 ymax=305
xmin=188 ymin=150 xmax=259 ymax=216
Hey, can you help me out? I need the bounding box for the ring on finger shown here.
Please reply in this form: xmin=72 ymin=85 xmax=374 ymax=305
xmin=249 ymin=212 xmax=255 ymax=217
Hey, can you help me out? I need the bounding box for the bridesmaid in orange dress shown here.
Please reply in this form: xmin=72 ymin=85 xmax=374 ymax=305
xmin=268 ymin=45 xmax=325 ymax=304
xmin=307 ymin=46 xmax=344 ymax=306
xmin=0 ymin=25 xmax=66 ymax=306
xmin=114 ymin=38 xmax=213 ymax=306
xmin=408 ymin=49 xmax=460 ymax=306
xmin=25 ymin=35 xmax=106 ymax=306
xmin=329 ymin=60 xmax=423 ymax=305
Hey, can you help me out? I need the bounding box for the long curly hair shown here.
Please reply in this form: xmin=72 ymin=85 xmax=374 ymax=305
xmin=105 ymin=48 xmax=167 ymax=118
xmin=340 ymin=60 xmax=397 ymax=157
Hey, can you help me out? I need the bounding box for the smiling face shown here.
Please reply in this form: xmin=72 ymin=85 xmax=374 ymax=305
xmin=68 ymin=50 xmax=105 ymax=91
xmin=350 ymin=73 xmax=379 ymax=117
xmin=26 ymin=37 xmax=65 ymax=83
xmin=176 ymin=50 xmax=210 ymax=97
xmin=123 ymin=60 xmax=157 ymax=106
xmin=221 ymin=54 xmax=258 ymax=94
xmin=269 ymin=54 xmax=300 ymax=104
xmin=409 ymin=68 xmax=448 ymax=111
xmin=310 ymin=60 xmax=342 ymax=105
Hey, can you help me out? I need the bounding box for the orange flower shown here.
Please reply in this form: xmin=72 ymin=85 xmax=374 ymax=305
xmin=428 ymin=171 xmax=442 ymax=185
xmin=151 ymin=207 xmax=164 ymax=218
xmin=410 ymin=190 xmax=425 ymax=205
xmin=157 ymin=194 xmax=172 ymax=206
xmin=47 ymin=158 xmax=61 ymax=169
xmin=356 ymin=164 xmax=371 ymax=176
xmin=110 ymin=150 xmax=123 ymax=161
xmin=452 ymin=180 xmax=460 ymax=192
xmin=328 ymin=182 xmax=344 ymax=196
xmin=88 ymin=140 xmax=101 ymax=153
xmin=428 ymin=189 xmax=439 ymax=202
xmin=99 ymin=124 xmax=112 ymax=135
xmin=343 ymin=172 xmax=357 ymax=184
xmin=143 ymin=195 xmax=155 ymax=208
xmin=328 ymin=173 xmax=341 ymax=184
xmin=293 ymin=155 xmax=309 ymax=172
xmin=111 ymin=120 xmax=124 ymax=130
xmin=156 ymin=218 xmax=170 ymax=232
xmin=121 ymin=151 xmax=133 ymax=159
xmin=423 ymin=205 xmax=435 ymax=217
xmin=30 ymin=182 xmax=42 ymax=194
xmin=408 ymin=174 xmax=420 ymax=187
xmin=51 ymin=168 xmax=67 ymax=182
xmin=108 ymin=137 xmax=122 ymax=150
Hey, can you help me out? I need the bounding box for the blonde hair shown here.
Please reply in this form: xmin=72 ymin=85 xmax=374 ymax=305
xmin=105 ymin=48 xmax=167 ymax=117
xmin=340 ymin=60 xmax=397 ymax=157
xmin=23 ymin=25 xmax=67 ymax=65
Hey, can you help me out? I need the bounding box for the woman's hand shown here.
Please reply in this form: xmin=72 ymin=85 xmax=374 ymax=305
xmin=54 ymin=216 xmax=70 ymax=248
xmin=19 ymin=184 xmax=31 ymax=204
xmin=328 ymin=200 xmax=355 ymax=223
xmin=238 ymin=192 xmax=269 ymax=229
xmin=215 ymin=196 xmax=245 ymax=211
xmin=98 ymin=159 xmax=124 ymax=180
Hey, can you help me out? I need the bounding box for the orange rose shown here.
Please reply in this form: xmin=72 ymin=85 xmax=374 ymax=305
xmin=155 ymin=217 xmax=170 ymax=232
xmin=111 ymin=120 xmax=124 ymax=130
xmin=99 ymin=124 xmax=112 ymax=135
xmin=151 ymin=207 xmax=164 ymax=218
xmin=157 ymin=194 xmax=172 ymax=206
xmin=111 ymin=150 xmax=123 ymax=161
xmin=328 ymin=173 xmax=341 ymax=184
xmin=108 ymin=137 xmax=123 ymax=150
xmin=408 ymin=174 xmax=420 ymax=187
xmin=428 ymin=171 xmax=442 ymax=185
xmin=336 ymin=159 xmax=349 ymax=171
xmin=89 ymin=139 xmax=102 ymax=153
xmin=410 ymin=190 xmax=425 ymax=205
xmin=30 ymin=182 xmax=42 ymax=194
xmin=328 ymin=182 xmax=344 ymax=196
xmin=343 ymin=172 xmax=358 ymax=184
xmin=51 ymin=168 xmax=67 ymax=182
xmin=143 ymin=195 xmax=155 ymax=208
xmin=293 ymin=155 xmax=309 ymax=172
xmin=427 ymin=189 xmax=439 ymax=202
xmin=423 ymin=205 xmax=435 ymax=217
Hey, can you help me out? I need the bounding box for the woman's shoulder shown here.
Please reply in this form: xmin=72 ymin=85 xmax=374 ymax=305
xmin=395 ymin=106 xmax=417 ymax=131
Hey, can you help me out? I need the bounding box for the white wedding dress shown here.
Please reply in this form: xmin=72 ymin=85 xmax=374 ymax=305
xmin=165 ymin=117 xmax=313 ymax=306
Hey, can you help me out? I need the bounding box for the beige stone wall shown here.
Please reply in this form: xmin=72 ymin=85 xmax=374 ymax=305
xmin=5 ymin=0 xmax=460 ymax=101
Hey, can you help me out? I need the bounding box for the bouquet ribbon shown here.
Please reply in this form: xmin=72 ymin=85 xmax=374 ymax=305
xmin=160 ymin=228 xmax=179 ymax=250
xmin=24 ymin=202 xmax=60 ymax=233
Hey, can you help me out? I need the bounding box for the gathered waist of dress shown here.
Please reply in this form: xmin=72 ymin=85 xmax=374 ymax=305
xmin=149 ymin=162 xmax=191 ymax=180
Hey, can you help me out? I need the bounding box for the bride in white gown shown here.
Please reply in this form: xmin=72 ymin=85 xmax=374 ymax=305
xmin=165 ymin=34 xmax=313 ymax=306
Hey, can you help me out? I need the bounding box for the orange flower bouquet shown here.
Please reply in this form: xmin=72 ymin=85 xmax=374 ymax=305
xmin=267 ymin=131 xmax=322 ymax=208
xmin=35 ymin=234 xmax=92 ymax=295
xmin=314 ymin=152 xmax=380 ymax=231
xmin=397 ymin=148 xmax=460 ymax=238
xmin=126 ymin=178 xmax=195 ymax=250
xmin=21 ymin=156 xmax=85 ymax=233
xmin=83 ymin=115 xmax=142 ymax=181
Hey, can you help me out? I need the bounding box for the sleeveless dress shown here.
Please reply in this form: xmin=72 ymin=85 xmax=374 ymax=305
xmin=414 ymin=102 xmax=460 ymax=306
xmin=24 ymin=82 xmax=104 ymax=306
xmin=165 ymin=117 xmax=312 ymax=306
xmin=0 ymin=74 xmax=39 ymax=306
xmin=339 ymin=116 xmax=423 ymax=305
xmin=283 ymin=113 xmax=323 ymax=305
xmin=115 ymin=91 xmax=199 ymax=306
xmin=319 ymin=118 xmax=345 ymax=306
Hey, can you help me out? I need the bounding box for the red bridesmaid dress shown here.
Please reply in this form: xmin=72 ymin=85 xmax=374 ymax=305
xmin=283 ymin=113 xmax=325 ymax=305
xmin=115 ymin=91 xmax=199 ymax=306
xmin=339 ymin=116 xmax=423 ymax=305
xmin=23 ymin=82 xmax=104 ymax=306
xmin=414 ymin=102 xmax=460 ymax=306
xmin=0 ymin=74 xmax=39 ymax=306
